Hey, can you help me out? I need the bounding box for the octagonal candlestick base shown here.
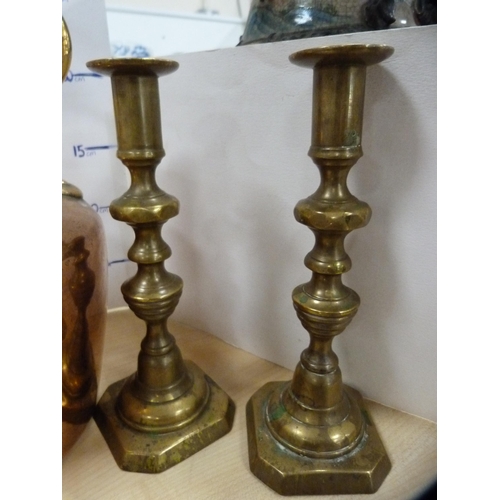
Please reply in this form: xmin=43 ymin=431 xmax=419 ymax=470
xmin=246 ymin=45 xmax=394 ymax=495
xmin=86 ymin=58 xmax=234 ymax=473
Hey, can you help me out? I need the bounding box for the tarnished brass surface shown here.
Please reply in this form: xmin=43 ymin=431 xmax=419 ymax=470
xmin=87 ymin=57 xmax=234 ymax=472
xmin=95 ymin=363 xmax=235 ymax=473
xmin=247 ymin=382 xmax=391 ymax=495
xmin=246 ymin=44 xmax=394 ymax=495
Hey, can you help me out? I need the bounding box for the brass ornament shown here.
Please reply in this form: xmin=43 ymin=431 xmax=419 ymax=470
xmin=62 ymin=18 xmax=71 ymax=82
xmin=246 ymin=44 xmax=393 ymax=495
xmin=86 ymin=57 xmax=234 ymax=473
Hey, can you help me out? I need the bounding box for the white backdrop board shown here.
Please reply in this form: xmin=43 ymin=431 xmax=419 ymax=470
xmin=106 ymin=6 xmax=245 ymax=57
xmin=63 ymin=25 xmax=436 ymax=422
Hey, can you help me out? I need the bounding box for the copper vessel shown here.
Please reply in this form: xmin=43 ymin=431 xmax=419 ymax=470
xmin=62 ymin=182 xmax=107 ymax=454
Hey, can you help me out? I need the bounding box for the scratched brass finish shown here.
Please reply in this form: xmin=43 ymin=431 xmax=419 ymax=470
xmin=86 ymin=58 xmax=234 ymax=473
xmin=246 ymin=44 xmax=393 ymax=495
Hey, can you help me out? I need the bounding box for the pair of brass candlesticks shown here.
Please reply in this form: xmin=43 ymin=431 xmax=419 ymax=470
xmin=87 ymin=43 xmax=393 ymax=495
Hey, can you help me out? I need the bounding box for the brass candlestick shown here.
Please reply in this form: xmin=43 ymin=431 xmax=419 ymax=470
xmin=246 ymin=45 xmax=394 ymax=495
xmin=86 ymin=58 xmax=234 ymax=473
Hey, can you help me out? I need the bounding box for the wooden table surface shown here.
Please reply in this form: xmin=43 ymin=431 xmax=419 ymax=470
xmin=62 ymin=309 xmax=436 ymax=499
